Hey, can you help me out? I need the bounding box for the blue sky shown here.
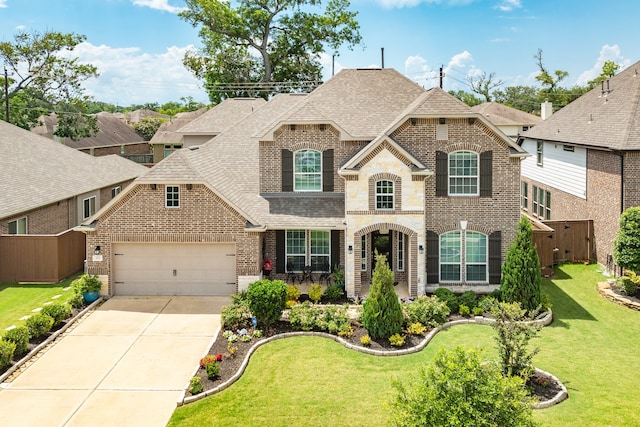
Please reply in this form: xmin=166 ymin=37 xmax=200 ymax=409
xmin=1 ymin=0 xmax=639 ymax=105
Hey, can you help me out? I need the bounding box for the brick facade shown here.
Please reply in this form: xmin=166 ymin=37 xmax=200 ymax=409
xmin=79 ymin=142 xmax=151 ymax=157
xmin=86 ymin=184 xmax=261 ymax=294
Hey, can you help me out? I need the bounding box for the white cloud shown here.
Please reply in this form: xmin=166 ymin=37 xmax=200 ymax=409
xmin=69 ymin=42 xmax=206 ymax=105
xmin=131 ymin=0 xmax=186 ymax=14
xmin=402 ymin=51 xmax=476 ymax=90
xmin=576 ymin=44 xmax=631 ymax=86
xmin=0 ymin=0 xmax=7 ymax=8
xmin=496 ymin=0 xmax=522 ymax=12
xmin=15 ymin=24 xmax=25 ymax=31
xmin=404 ymin=54 xmax=438 ymax=86
xmin=320 ymin=52 xmax=345 ymax=81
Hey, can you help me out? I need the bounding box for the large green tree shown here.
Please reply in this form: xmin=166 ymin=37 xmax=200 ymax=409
xmin=500 ymin=217 xmax=542 ymax=311
xmin=0 ymin=31 xmax=99 ymax=138
xmin=179 ymin=0 xmax=361 ymax=103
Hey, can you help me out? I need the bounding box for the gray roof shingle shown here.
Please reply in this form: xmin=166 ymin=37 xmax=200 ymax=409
xmin=1 ymin=120 xmax=148 ymax=219
xmin=177 ymin=98 xmax=266 ymax=135
xmin=522 ymin=61 xmax=640 ymax=150
xmin=471 ymin=102 xmax=542 ymax=126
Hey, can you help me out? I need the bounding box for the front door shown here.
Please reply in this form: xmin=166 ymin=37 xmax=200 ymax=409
xmin=372 ymin=230 xmax=392 ymax=271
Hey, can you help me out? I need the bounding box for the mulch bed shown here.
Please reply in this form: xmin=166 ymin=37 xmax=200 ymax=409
xmin=193 ymin=309 xmax=561 ymax=405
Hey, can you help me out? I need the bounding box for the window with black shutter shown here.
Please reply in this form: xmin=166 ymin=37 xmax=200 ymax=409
xmin=480 ymin=151 xmax=493 ymax=198
xmin=282 ymin=150 xmax=293 ymax=192
xmin=323 ymin=149 xmax=334 ymax=192
xmin=488 ymin=231 xmax=502 ymax=284
xmin=426 ymin=230 xmax=439 ymax=284
xmin=435 ymin=151 xmax=448 ymax=197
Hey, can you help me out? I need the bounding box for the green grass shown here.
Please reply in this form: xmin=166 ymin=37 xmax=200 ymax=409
xmin=0 ymin=276 xmax=78 ymax=331
xmin=169 ymin=264 xmax=640 ymax=427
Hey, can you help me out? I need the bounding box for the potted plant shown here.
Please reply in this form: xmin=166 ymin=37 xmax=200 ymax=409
xmin=329 ymin=264 xmax=345 ymax=289
xmin=72 ymin=273 xmax=102 ymax=303
xmin=263 ymin=258 xmax=273 ymax=277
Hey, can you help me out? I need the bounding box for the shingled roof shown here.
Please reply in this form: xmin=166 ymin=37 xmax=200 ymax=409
xmin=522 ymin=60 xmax=640 ymax=150
xmin=32 ymin=112 xmax=146 ymax=149
xmin=471 ymin=102 xmax=542 ymax=126
xmin=149 ymin=108 xmax=209 ymax=144
xmin=177 ymin=98 xmax=266 ymax=136
xmin=1 ymin=120 xmax=148 ymax=219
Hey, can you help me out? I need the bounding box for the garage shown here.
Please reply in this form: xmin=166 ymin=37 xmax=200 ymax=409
xmin=112 ymin=243 xmax=236 ymax=296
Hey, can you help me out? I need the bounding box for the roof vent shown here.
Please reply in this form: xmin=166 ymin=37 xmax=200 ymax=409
xmin=188 ymin=146 xmax=200 ymax=151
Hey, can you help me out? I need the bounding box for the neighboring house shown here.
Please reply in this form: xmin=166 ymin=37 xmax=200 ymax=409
xmin=149 ymin=108 xmax=209 ymax=164
xmin=120 ymin=109 xmax=169 ymax=125
xmin=519 ymin=61 xmax=640 ymax=266
xmin=80 ymin=69 xmax=527 ymax=298
xmin=0 ymin=120 xmax=148 ymax=283
xmin=177 ymin=98 xmax=266 ymax=147
xmin=471 ymin=102 xmax=542 ymax=140
xmin=32 ymin=112 xmax=151 ymax=162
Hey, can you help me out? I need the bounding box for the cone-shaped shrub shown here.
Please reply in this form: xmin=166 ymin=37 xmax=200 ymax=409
xmin=500 ymin=217 xmax=542 ymax=311
xmin=614 ymin=207 xmax=640 ymax=271
xmin=362 ymin=252 xmax=403 ymax=339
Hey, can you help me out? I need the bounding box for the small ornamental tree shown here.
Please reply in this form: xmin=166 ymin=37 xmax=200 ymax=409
xmin=390 ymin=347 xmax=536 ymax=427
xmin=361 ymin=252 xmax=403 ymax=340
xmin=501 ymin=217 xmax=542 ymax=311
xmin=491 ymin=302 xmax=540 ymax=379
xmin=613 ymin=207 xmax=640 ymax=272
xmin=246 ymin=279 xmax=287 ymax=328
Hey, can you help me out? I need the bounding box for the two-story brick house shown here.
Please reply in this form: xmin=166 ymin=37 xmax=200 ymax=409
xmin=519 ymin=60 xmax=640 ymax=266
xmin=81 ymin=68 xmax=527 ymax=297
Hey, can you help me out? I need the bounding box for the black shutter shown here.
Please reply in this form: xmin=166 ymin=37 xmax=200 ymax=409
xmin=323 ymin=149 xmax=334 ymax=192
xmin=435 ymin=151 xmax=448 ymax=197
xmin=488 ymin=230 xmax=502 ymax=284
xmin=426 ymin=230 xmax=439 ymax=284
xmin=331 ymin=230 xmax=340 ymax=270
xmin=282 ymin=149 xmax=293 ymax=192
xmin=480 ymin=151 xmax=493 ymax=198
xmin=276 ymin=230 xmax=285 ymax=273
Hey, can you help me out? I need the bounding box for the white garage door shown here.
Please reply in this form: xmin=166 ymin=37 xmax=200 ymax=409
xmin=112 ymin=243 xmax=236 ymax=296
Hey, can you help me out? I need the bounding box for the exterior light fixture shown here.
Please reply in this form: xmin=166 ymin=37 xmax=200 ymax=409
xmin=94 ymin=245 xmax=101 ymax=255
xmin=419 ymin=245 xmax=424 ymax=254
xmin=348 ymin=245 xmax=353 ymax=254
xmin=460 ymin=220 xmax=468 ymax=230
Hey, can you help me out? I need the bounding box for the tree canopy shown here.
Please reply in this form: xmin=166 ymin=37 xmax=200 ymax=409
xmin=179 ymin=0 xmax=361 ymax=103
xmin=0 ymin=30 xmax=99 ymax=139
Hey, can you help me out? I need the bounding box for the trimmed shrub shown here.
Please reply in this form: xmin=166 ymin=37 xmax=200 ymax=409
xmin=289 ymin=301 xmax=318 ymax=331
xmin=199 ymin=355 xmax=217 ymax=368
xmin=189 ymin=376 xmax=203 ymax=394
xmin=206 ymin=362 xmax=220 ymax=380
xmin=434 ymin=287 xmax=459 ymax=314
xmin=478 ymin=296 xmax=499 ymax=313
xmin=289 ymin=302 xmax=350 ymax=333
xmin=406 ymin=322 xmax=426 ymax=336
xmin=458 ymin=290 xmax=478 ymax=310
xmin=247 ymin=280 xmax=287 ymax=327
xmin=286 ymin=284 xmax=301 ymax=301
xmin=4 ymin=326 xmax=29 ymax=357
xmin=619 ymin=271 xmax=640 ymax=297
xmin=0 ymin=339 xmax=16 ymax=370
xmin=389 ymin=333 xmax=406 ymax=347
xmin=221 ymin=299 xmax=252 ymax=330
xmin=68 ymin=293 xmax=84 ymax=309
xmin=613 ymin=206 xmax=640 ymax=271
xmin=322 ymin=284 xmax=344 ymax=302
xmin=41 ymin=303 xmax=72 ymax=327
xmin=390 ymin=347 xmax=535 ymax=427
xmin=403 ymin=295 xmax=450 ymax=328
xmin=472 ymin=306 xmax=484 ymax=316
xmin=500 ymin=217 xmax=542 ymax=311
xmin=361 ymin=253 xmax=403 ymax=340
xmin=360 ymin=334 xmax=371 ymax=346
xmin=459 ymin=304 xmax=471 ymax=317
xmin=308 ymin=284 xmax=323 ymax=303
xmin=25 ymin=313 xmax=54 ymax=339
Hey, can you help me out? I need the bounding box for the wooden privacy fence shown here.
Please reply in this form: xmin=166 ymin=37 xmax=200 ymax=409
xmin=0 ymin=229 xmax=86 ymax=283
xmin=532 ymin=219 xmax=594 ymax=272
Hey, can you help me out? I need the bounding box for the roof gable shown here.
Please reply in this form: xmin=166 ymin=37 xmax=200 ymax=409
xmin=471 ymin=102 xmax=542 ymax=126
xmin=177 ymin=98 xmax=266 ymax=135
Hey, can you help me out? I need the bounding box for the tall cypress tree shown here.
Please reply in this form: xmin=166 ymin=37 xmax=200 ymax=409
xmin=500 ymin=217 xmax=542 ymax=311
xmin=361 ymin=252 xmax=404 ymax=339
xmin=613 ymin=207 xmax=640 ymax=272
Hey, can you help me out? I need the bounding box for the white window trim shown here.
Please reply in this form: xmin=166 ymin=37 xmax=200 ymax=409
xmin=521 ymin=181 xmax=528 ymax=211
xmin=8 ymin=217 xmax=28 ymax=235
xmin=293 ymin=150 xmax=322 ymax=192
xmin=112 ymin=186 xmax=121 ymax=198
xmin=448 ymin=151 xmax=479 ymax=196
xmin=166 ymin=186 xmax=180 ymax=208
xmin=361 ymin=235 xmax=367 ymax=271
xmin=536 ymin=141 xmax=544 ymax=166
xmin=286 ymin=230 xmax=331 ymax=272
xmin=397 ymin=232 xmax=404 ymax=272
xmin=439 ymin=231 xmax=488 ymax=283
xmin=375 ymin=180 xmax=394 ymax=210
xmin=465 ymin=231 xmax=488 ymax=283
xmin=83 ymin=196 xmax=96 ymax=220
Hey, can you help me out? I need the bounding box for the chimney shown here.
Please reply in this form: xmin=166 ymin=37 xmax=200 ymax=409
xmin=541 ymin=100 xmax=553 ymax=120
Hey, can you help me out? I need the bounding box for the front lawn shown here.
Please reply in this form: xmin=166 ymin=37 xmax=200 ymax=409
xmin=0 ymin=276 xmax=78 ymax=331
xmin=169 ymin=264 xmax=640 ymax=427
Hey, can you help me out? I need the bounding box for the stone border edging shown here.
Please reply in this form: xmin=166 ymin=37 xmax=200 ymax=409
xmin=179 ymin=308 xmax=561 ymax=408
xmin=598 ymin=282 xmax=640 ymax=311
xmin=0 ymin=297 xmax=104 ymax=385
xmin=532 ymin=367 xmax=568 ymax=409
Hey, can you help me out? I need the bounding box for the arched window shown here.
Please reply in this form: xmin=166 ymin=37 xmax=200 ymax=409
xmin=449 ymin=151 xmax=479 ymax=195
xmin=375 ymin=180 xmax=394 ymax=210
xmin=294 ymin=150 xmax=322 ymax=191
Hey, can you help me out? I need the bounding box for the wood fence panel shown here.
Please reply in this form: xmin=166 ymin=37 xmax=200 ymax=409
xmin=0 ymin=230 xmax=85 ymax=283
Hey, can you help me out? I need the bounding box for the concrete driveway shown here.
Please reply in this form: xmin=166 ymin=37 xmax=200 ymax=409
xmin=0 ymin=296 xmax=228 ymax=427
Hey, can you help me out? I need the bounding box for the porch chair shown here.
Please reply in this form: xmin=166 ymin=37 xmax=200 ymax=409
xmin=286 ymin=262 xmax=298 ymax=284
xmin=318 ymin=263 xmax=331 ymax=285
xmin=300 ymin=265 xmax=314 ymax=284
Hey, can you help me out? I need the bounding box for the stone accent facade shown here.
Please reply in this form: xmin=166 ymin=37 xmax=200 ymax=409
xmin=86 ymin=183 xmax=261 ymax=295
